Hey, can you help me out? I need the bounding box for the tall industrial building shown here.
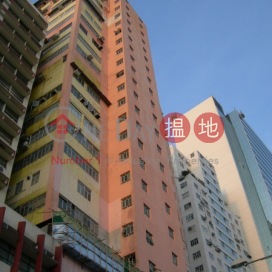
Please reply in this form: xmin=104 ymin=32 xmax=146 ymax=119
xmin=5 ymin=0 xmax=188 ymax=271
xmin=0 ymin=0 xmax=47 ymax=202
xmin=177 ymin=96 xmax=272 ymax=271
xmin=171 ymin=147 xmax=253 ymax=272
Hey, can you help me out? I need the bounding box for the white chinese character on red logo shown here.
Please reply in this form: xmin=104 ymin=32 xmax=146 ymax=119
xmin=165 ymin=118 xmax=185 ymax=138
xmin=194 ymin=112 xmax=224 ymax=143
xmin=160 ymin=113 xmax=190 ymax=143
xmin=198 ymin=116 xmax=219 ymax=138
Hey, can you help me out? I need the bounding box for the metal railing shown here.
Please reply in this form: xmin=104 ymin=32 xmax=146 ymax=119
xmin=52 ymin=211 xmax=141 ymax=272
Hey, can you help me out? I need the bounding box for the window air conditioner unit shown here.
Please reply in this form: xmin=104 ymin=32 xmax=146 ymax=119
xmin=31 ymin=101 xmax=40 ymax=108
xmin=51 ymin=89 xmax=58 ymax=96
xmin=98 ymin=45 xmax=103 ymax=51
xmin=22 ymin=141 xmax=30 ymax=149
xmin=87 ymin=54 xmax=94 ymax=61
xmin=207 ymin=240 xmax=212 ymax=246
xmin=215 ymin=247 xmax=221 ymax=253
xmin=98 ymin=36 xmax=105 ymax=43
xmin=51 ymin=33 xmax=60 ymax=41
xmin=40 ymin=97 xmax=47 ymax=103
xmin=73 ymin=69 xmax=81 ymax=77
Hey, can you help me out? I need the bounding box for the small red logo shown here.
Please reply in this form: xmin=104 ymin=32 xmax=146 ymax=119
xmin=50 ymin=114 xmax=75 ymax=135
xmin=194 ymin=112 xmax=224 ymax=143
xmin=160 ymin=112 xmax=190 ymax=143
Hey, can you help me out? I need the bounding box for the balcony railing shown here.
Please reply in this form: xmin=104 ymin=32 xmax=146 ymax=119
xmin=0 ymin=78 xmax=24 ymax=103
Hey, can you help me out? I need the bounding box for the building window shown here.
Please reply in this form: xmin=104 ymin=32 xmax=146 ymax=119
xmin=134 ymin=91 xmax=138 ymax=99
xmin=182 ymin=192 xmax=189 ymax=199
xmin=120 ymin=149 xmax=129 ymax=161
xmin=186 ymin=214 xmax=194 ymax=222
xmin=132 ymin=78 xmax=137 ymax=85
xmin=142 ymin=180 xmax=147 ymax=192
xmin=156 ymin=145 xmax=161 ymax=154
xmin=125 ymin=253 xmax=136 ymax=267
xmin=131 ymin=65 xmax=135 ymax=72
xmin=136 ymin=121 xmax=142 ymax=131
xmin=149 ymin=88 xmax=153 ymax=96
xmin=118 ymin=97 xmax=126 ymax=106
xmin=190 ymin=238 xmax=199 ymax=246
xmin=15 ymin=193 xmax=46 ymax=217
xmin=115 ymin=13 xmax=121 ymax=19
xmin=115 ymin=5 xmax=120 ymax=11
xmin=116 ymin=70 xmax=124 ymax=78
xmin=77 ymin=180 xmax=91 ymax=201
xmin=209 ymin=252 xmax=214 ymax=260
xmin=146 ymin=66 xmax=150 ymax=73
xmin=122 ymin=195 xmax=132 ymax=209
xmin=31 ymin=171 xmax=40 ymax=185
xmin=117 ymin=83 xmax=125 ymax=91
xmin=153 ymin=114 xmax=157 ymax=122
xmin=146 ymin=231 xmax=154 ymax=245
xmin=154 ymin=129 xmax=159 ymax=137
xmin=117 ymin=58 xmax=123 ymax=65
xmin=121 ymin=171 xmax=130 ymax=183
xmin=172 ymin=253 xmax=178 ymax=266
xmin=149 ymin=261 xmax=156 ymax=272
xmin=184 ymin=202 xmax=192 ymax=210
xmin=15 ymin=180 xmax=23 ymax=195
xmin=129 ymin=45 xmax=134 ymax=51
xmin=159 ymin=163 xmax=164 ymax=172
xmin=79 ymin=24 xmax=88 ymax=35
xmin=144 ymin=204 xmax=150 ymax=217
xmin=138 ymin=139 xmax=143 ymax=149
xmin=165 ymin=203 xmax=171 ymax=214
xmin=128 ymin=27 xmax=132 ymax=32
xmin=162 ymin=181 xmax=167 ymax=192
xmin=118 ymin=113 xmax=127 ymax=123
xmin=140 ymin=158 xmax=145 ymax=169
xmin=195 ymin=265 xmax=204 ymax=272
xmin=116 ymin=38 xmax=122 ymax=45
xmin=64 ymin=143 xmax=99 ymax=181
xmin=168 ymin=227 xmax=174 ymax=239
xmin=116 ymin=48 xmax=123 ymax=54
xmin=151 ymin=100 xmax=155 ymax=108
xmin=13 ymin=141 xmax=54 ymax=173
xmin=180 ymin=181 xmax=187 ymax=189
xmin=130 ymin=55 xmax=135 ymax=62
xmin=123 ymin=222 xmax=134 ymax=237
xmin=135 ymin=105 xmax=140 ymax=114
xmin=193 ymin=251 xmax=201 ymax=260
xmin=115 ymin=20 xmax=121 ymax=26
xmin=119 ymin=130 xmax=128 ymax=140
xmin=147 ymin=76 xmax=151 ymax=83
